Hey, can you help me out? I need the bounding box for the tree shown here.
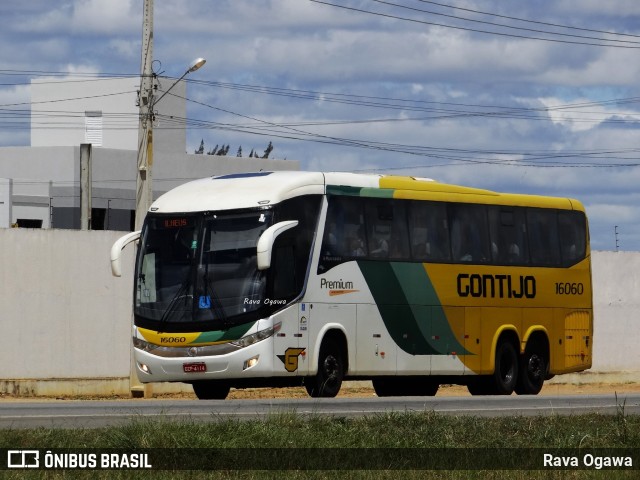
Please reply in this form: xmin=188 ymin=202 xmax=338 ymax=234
xmin=262 ymin=141 xmax=273 ymax=159
xmin=236 ymin=146 xmax=243 ymax=157
xmin=195 ymin=139 xmax=204 ymax=154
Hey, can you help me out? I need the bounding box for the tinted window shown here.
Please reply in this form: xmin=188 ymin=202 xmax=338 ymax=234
xmin=408 ymin=201 xmax=451 ymax=262
xmin=319 ymin=196 xmax=366 ymax=272
xmin=365 ymin=200 xmax=410 ymax=260
xmin=527 ymin=209 xmax=561 ymax=266
xmin=271 ymin=195 xmax=322 ymax=300
xmin=449 ymin=204 xmax=490 ymax=263
xmin=558 ymin=210 xmax=587 ymax=266
xmin=488 ymin=207 xmax=529 ymax=265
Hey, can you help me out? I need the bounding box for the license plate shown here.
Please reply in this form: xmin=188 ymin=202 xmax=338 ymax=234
xmin=183 ymin=362 xmax=207 ymax=373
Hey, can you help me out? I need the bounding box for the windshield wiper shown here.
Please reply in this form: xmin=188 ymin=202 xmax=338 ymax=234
xmin=159 ymin=275 xmax=193 ymax=325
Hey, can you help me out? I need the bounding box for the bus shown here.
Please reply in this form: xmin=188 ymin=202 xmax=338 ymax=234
xmin=110 ymin=171 xmax=592 ymax=399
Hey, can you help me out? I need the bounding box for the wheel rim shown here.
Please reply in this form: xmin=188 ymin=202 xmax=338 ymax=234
xmin=322 ymin=355 xmax=339 ymax=385
xmin=527 ymin=354 xmax=543 ymax=380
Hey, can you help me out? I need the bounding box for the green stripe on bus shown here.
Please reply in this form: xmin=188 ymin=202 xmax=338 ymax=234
xmin=326 ymin=185 xmax=362 ymax=196
xmin=193 ymin=321 xmax=256 ymax=344
xmin=359 ymin=187 xmax=395 ymax=198
xmin=357 ymin=261 xmax=468 ymax=356
xmin=326 ymin=185 xmax=395 ymax=198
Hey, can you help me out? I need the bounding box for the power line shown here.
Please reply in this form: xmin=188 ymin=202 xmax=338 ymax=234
xmin=308 ymin=0 xmax=640 ymax=48
xmin=366 ymin=0 xmax=640 ymax=46
xmin=158 ymin=90 xmax=640 ymax=168
xmin=413 ymin=0 xmax=640 ymax=40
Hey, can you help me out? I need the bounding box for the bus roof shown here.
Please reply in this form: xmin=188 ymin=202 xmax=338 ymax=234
xmin=149 ymin=171 xmax=584 ymax=213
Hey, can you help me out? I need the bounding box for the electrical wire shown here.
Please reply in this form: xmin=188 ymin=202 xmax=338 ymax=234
xmin=308 ymin=0 xmax=640 ymax=48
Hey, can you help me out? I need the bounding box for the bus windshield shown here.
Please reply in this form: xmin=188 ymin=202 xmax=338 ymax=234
xmin=134 ymin=210 xmax=273 ymax=329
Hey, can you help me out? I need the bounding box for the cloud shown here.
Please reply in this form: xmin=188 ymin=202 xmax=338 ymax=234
xmin=1 ymin=0 xmax=639 ymax=250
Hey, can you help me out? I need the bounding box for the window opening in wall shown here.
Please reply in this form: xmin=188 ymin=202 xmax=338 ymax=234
xmin=16 ymin=219 xmax=43 ymax=228
xmin=85 ymin=110 xmax=103 ymax=146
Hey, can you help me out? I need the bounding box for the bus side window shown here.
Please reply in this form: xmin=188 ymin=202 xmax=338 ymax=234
xmin=272 ymin=195 xmax=322 ymax=299
xmin=558 ymin=210 xmax=586 ymax=266
xmin=408 ymin=201 xmax=450 ymax=262
xmin=318 ymin=196 xmax=366 ymax=272
xmin=365 ymin=200 xmax=409 ymax=260
xmin=488 ymin=207 xmax=529 ymax=265
xmin=527 ymin=209 xmax=561 ymax=266
xmin=449 ymin=204 xmax=490 ymax=263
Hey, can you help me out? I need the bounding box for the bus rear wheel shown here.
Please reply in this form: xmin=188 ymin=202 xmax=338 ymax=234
xmin=468 ymin=341 xmax=518 ymax=395
xmin=492 ymin=340 xmax=518 ymax=395
xmin=305 ymin=338 xmax=344 ymax=398
xmin=515 ymin=346 xmax=546 ymax=395
xmin=192 ymin=380 xmax=231 ymax=400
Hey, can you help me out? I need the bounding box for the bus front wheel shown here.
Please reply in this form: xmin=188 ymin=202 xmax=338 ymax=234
xmin=192 ymin=380 xmax=231 ymax=400
xmin=305 ymin=338 xmax=344 ymax=398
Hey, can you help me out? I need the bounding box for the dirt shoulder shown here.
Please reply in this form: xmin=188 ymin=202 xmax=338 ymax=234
xmin=1 ymin=382 xmax=638 ymax=402
xmin=225 ymin=382 xmax=640 ymax=400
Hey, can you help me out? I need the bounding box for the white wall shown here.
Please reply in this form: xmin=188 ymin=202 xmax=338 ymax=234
xmin=30 ymin=77 xmax=186 ymax=155
xmin=0 ymin=228 xmax=637 ymax=395
xmin=0 ymin=178 xmax=10 ymax=227
xmin=591 ymin=251 xmax=640 ymax=371
xmin=0 ymin=230 xmax=133 ymax=380
xmin=31 ymin=78 xmax=140 ymax=151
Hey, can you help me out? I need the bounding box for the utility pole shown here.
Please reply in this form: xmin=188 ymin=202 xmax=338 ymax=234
xmin=79 ymin=143 xmax=92 ymax=230
xmin=132 ymin=0 xmax=155 ymax=398
xmin=136 ymin=0 xmax=154 ymax=231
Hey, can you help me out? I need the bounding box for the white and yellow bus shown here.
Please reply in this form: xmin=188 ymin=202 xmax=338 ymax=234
xmin=111 ymin=171 xmax=592 ymax=399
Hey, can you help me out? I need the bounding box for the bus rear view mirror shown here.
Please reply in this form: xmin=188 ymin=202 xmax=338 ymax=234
xmin=111 ymin=230 xmax=141 ymax=277
xmin=256 ymin=220 xmax=298 ymax=270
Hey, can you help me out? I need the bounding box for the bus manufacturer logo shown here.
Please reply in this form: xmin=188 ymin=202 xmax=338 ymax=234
xmin=277 ymin=348 xmax=306 ymax=372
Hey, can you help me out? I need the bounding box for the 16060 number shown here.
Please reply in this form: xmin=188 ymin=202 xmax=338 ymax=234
xmin=555 ymin=282 xmax=584 ymax=295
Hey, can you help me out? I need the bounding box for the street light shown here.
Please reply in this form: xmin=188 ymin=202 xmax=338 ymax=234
xmin=154 ymin=58 xmax=207 ymax=105
xmin=135 ymin=57 xmax=206 ymax=231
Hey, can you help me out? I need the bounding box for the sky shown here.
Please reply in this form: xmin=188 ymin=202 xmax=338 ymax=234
xmin=0 ymin=0 xmax=639 ymax=251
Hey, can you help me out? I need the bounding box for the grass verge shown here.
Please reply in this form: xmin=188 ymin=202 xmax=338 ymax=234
xmin=1 ymin=411 xmax=639 ymax=479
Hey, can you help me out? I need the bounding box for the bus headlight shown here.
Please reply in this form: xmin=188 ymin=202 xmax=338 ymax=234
xmin=243 ymin=356 xmax=259 ymax=370
xmin=133 ymin=337 xmax=159 ymax=352
xmin=231 ymin=322 xmax=281 ymax=349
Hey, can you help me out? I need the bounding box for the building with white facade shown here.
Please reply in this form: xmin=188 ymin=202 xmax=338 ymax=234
xmin=0 ymin=78 xmax=297 ymax=230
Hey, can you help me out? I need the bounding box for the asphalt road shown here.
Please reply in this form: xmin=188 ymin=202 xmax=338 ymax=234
xmin=1 ymin=393 xmax=639 ymax=429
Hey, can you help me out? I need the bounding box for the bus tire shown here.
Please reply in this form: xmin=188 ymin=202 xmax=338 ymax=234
xmin=192 ymin=381 xmax=231 ymax=400
xmin=515 ymin=345 xmax=546 ymax=395
xmin=305 ymin=338 xmax=344 ymax=398
xmin=372 ymin=378 xmax=395 ymax=397
xmin=467 ymin=377 xmax=492 ymax=396
xmin=491 ymin=340 xmax=518 ymax=395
